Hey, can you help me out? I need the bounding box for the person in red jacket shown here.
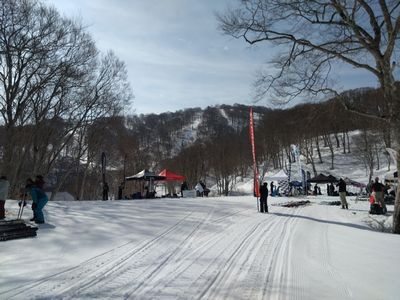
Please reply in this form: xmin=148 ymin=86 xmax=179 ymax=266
xmin=371 ymin=177 xmax=387 ymax=214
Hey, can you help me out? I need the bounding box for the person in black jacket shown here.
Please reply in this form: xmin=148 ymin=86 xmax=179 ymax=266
xmin=336 ymin=178 xmax=348 ymax=209
xmin=260 ymin=182 xmax=269 ymax=213
xmin=180 ymin=181 xmax=188 ymax=197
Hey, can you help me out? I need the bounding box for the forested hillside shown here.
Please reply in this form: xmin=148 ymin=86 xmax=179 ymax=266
xmin=2 ymin=85 xmax=395 ymax=200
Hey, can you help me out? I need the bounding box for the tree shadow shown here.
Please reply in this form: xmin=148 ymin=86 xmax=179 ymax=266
xmin=271 ymin=212 xmax=372 ymax=231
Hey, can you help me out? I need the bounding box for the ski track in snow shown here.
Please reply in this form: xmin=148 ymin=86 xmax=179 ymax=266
xmin=4 ymin=199 xmax=391 ymax=300
xmin=2 ymin=204 xmax=305 ymax=300
xmin=320 ymin=208 xmax=353 ymax=299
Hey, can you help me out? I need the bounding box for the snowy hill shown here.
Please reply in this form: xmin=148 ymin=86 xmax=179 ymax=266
xmin=2 ymin=137 xmax=398 ymax=298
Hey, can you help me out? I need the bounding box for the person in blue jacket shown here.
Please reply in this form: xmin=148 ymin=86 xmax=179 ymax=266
xmin=26 ymin=178 xmax=48 ymax=224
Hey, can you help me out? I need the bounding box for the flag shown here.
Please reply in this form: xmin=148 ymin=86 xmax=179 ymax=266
xmin=249 ymin=107 xmax=260 ymax=197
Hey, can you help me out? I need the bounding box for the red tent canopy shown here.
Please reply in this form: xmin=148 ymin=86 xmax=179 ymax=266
xmin=158 ymin=169 xmax=186 ymax=181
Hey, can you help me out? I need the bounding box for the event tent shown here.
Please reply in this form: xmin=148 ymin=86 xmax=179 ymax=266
xmin=126 ymin=169 xmax=166 ymax=181
xmin=327 ymin=175 xmax=339 ymax=183
xmin=307 ymin=173 xmax=338 ymax=183
xmin=265 ymin=169 xmax=288 ymax=181
xmin=343 ymin=177 xmax=366 ymax=188
xmin=125 ymin=170 xmax=166 ymax=199
xmin=158 ymin=169 xmax=186 ymax=181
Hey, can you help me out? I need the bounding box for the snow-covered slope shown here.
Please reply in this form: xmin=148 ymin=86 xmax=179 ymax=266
xmin=1 ymin=196 xmax=399 ymax=299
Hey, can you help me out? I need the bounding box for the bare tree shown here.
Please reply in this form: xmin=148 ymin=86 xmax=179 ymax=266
xmin=0 ymin=0 xmax=132 ymax=193
xmin=0 ymin=0 xmax=96 ymax=186
xmin=218 ymin=0 xmax=400 ymax=233
xmin=353 ymin=130 xmax=376 ymax=182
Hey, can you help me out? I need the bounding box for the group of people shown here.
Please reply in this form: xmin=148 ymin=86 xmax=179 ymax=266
xmin=334 ymin=177 xmax=388 ymax=213
xmin=258 ymin=176 xmax=390 ymax=215
xmin=0 ymin=175 xmax=48 ymax=224
xmin=313 ymin=184 xmax=322 ymax=195
xmin=326 ymin=182 xmax=337 ymax=196
xmin=194 ymin=180 xmax=209 ymax=197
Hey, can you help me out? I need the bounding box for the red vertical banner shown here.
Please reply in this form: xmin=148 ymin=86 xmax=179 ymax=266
xmin=249 ymin=107 xmax=260 ymax=197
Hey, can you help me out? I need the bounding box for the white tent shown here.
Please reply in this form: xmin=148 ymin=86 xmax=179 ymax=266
xmin=46 ymin=192 xmax=75 ymax=201
xmin=384 ymin=171 xmax=398 ymax=184
xmin=265 ymin=169 xmax=288 ymax=181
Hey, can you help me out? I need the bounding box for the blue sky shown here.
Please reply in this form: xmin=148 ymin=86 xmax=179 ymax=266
xmin=45 ymin=0 xmax=382 ymax=115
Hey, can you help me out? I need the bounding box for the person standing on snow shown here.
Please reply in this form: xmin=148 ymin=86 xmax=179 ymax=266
xmin=336 ymin=178 xmax=348 ymax=209
xmin=31 ymin=175 xmax=46 ymax=220
xmin=372 ymin=177 xmax=387 ymax=214
xmin=270 ymin=181 xmax=274 ymax=196
xmin=259 ymin=182 xmax=269 ymax=213
xmin=0 ymin=176 xmax=10 ymax=219
xmin=366 ymin=180 xmax=373 ymax=196
xmin=180 ymin=181 xmax=188 ymax=197
xmin=195 ymin=182 xmax=204 ymax=197
xmin=26 ymin=178 xmax=48 ymax=224
xmin=314 ymin=184 xmax=319 ymax=196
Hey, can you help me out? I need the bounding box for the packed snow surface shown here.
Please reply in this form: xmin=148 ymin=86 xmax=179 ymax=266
xmin=1 ymin=195 xmax=399 ymax=300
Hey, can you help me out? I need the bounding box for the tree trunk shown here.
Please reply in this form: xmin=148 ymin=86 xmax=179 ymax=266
xmin=375 ymin=143 xmax=380 ymax=170
xmin=305 ymin=141 xmax=311 ymax=164
xmin=224 ymin=178 xmax=230 ymax=196
xmin=334 ymin=133 xmax=340 ymax=148
xmin=325 ymin=134 xmax=334 ymax=169
xmin=309 ymin=151 xmax=317 ymax=177
xmin=392 ymin=126 xmax=400 ymax=233
xmin=342 ymin=132 xmax=346 ymax=154
xmin=323 ymin=135 xmax=328 ymax=147
xmin=346 ymin=132 xmax=351 ymax=153
xmin=393 ymin=150 xmax=400 ymax=233
xmin=315 ymin=136 xmax=323 ymax=163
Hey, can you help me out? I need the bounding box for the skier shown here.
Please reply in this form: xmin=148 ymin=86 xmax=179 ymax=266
xmin=0 ymin=176 xmax=10 ymax=219
xmin=336 ymin=178 xmax=348 ymax=209
xmin=259 ymin=182 xmax=269 ymax=213
xmin=26 ymin=178 xmax=48 ymax=224
xmin=31 ymin=175 xmax=46 ymax=220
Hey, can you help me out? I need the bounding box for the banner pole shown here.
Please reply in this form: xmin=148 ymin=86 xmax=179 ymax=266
xmin=249 ymin=107 xmax=261 ymax=211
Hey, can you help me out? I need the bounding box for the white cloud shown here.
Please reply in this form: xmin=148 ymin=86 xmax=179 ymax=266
xmin=45 ymin=0 xmax=380 ymax=115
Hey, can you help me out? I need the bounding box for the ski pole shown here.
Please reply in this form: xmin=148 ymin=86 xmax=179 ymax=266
xmin=17 ymin=194 xmax=27 ymax=219
xmin=17 ymin=200 xmax=22 ymax=219
xmin=257 ymin=197 xmax=259 ymax=212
